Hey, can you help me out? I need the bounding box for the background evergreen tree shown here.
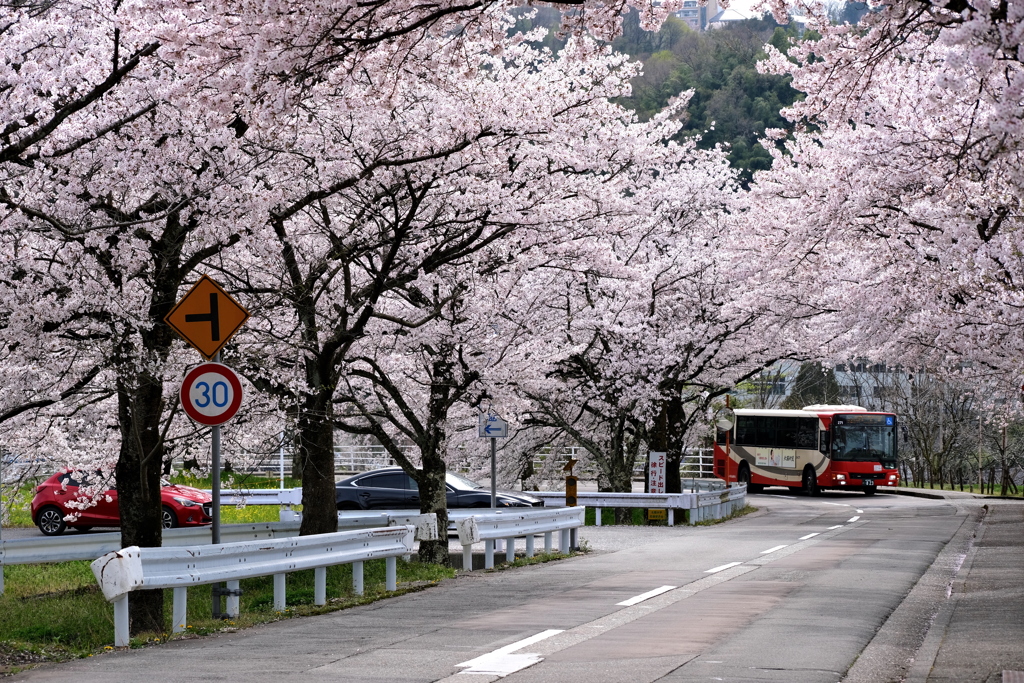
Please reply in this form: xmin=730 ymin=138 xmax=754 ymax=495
xmin=781 ymin=362 xmax=841 ymax=409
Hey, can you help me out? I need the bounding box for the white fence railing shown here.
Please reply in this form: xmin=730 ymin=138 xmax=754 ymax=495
xmin=91 ymin=526 xmax=415 ymax=646
xmin=531 ymin=485 xmax=747 ymax=526
xmin=456 ymin=507 xmax=585 ymax=570
xmin=0 ymin=514 xmax=437 ymax=595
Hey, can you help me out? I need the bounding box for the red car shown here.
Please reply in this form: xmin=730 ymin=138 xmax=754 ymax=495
xmin=31 ymin=471 xmax=212 ymax=536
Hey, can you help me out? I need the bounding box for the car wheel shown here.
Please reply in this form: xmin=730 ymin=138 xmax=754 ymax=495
xmin=802 ymin=467 xmax=819 ymax=497
xmin=162 ymin=505 xmax=179 ymax=529
xmin=37 ymin=506 xmax=67 ymax=536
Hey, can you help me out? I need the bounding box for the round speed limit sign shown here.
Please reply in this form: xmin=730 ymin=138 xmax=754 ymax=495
xmin=180 ymin=363 xmax=244 ymax=426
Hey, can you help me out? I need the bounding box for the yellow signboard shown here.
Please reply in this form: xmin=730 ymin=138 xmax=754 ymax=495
xmin=647 ymin=509 xmax=667 ymax=521
xmin=165 ymin=275 xmax=250 ymax=360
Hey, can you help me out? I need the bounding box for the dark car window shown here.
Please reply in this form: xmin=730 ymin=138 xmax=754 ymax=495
xmin=356 ymin=473 xmax=408 ymax=489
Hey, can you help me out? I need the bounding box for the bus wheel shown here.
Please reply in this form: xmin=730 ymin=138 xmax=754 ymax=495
xmin=737 ymin=462 xmax=751 ymax=486
xmin=737 ymin=463 xmax=763 ymax=493
xmin=863 ymin=486 xmax=877 ymax=496
xmin=802 ymin=467 xmax=819 ymax=497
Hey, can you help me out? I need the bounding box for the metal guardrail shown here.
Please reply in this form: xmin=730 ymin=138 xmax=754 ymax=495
xmin=91 ymin=526 xmax=415 ymax=646
xmin=531 ymin=485 xmax=747 ymax=527
xmin=456 ymin=507 xmax=584 ymax=570
xmin=0 ymin=513 xmax=437 ymax=595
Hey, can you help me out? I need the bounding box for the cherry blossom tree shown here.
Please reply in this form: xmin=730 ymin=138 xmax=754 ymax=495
xmin=747 ymin=0 xmax=1024 ymax=379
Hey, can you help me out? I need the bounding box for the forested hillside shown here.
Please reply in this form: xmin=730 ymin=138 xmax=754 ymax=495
xmin=512 ymin=8 xmax=806 ymax=182
xmin=612 ymin=12 xmax=803 ymax=180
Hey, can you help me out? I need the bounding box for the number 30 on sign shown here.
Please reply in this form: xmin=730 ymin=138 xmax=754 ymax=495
xmin=180 ymin=363 xmax=244 ymax=426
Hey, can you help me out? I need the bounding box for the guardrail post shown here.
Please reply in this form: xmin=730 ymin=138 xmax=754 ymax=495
xmin=114 ymin=595 xmax=129 ymax=647
xmin=462 ymin=544 xmax=473 ymax=571
xmin=386 ymin=557 xmax=397 ymax=591
xmin=314 ymin=567 xmax=327 ymax=605
xmin=226 ymin=580 xmax=240 ymax=618
xmin=525 ymin=535 xmax=534 ymax=558
xmin=544 ymin=532 xmax=552 ymax=553
xmin=353 ymin=561 xmax=364 ymax=595
xmin=172 ymin=587 xmax=188 ymax=633
xmin=274 ymin=573 xmax=286 ymax=611
xmin=559 ymin=529 xmax=569 ymax=553
xmin=505 ymin=537 xmax=515 ymax=563
xmin=594 ymin=506 xmax=601 ymax=526
xmin=485 ymin=540 xmax=494 ymax=569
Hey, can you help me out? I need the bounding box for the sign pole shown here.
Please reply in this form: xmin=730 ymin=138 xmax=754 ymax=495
xmin=490 ymin=437 xmax=497 ymax=510
xmin=212 ymin=361 xmax=222 ymax=546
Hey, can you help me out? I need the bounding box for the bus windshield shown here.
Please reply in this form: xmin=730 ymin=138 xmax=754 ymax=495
xmin=832 ymin=415 xmax=897 ymax=468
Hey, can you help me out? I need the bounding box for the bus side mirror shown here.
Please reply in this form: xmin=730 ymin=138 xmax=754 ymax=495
xmin=819 ymin=430 xmax=830 ymax=455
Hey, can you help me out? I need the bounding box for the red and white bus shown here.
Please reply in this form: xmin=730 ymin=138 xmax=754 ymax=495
xmin=714 ymin=404 xmax=899 ymax=495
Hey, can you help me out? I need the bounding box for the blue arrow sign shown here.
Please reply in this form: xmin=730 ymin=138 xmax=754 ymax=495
xmin=478 ymin=413 xmax=508 ymax=438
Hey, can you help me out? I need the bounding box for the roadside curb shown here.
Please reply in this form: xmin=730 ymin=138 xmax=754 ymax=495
xmin=841 ymin=504 xmax=985 ymax=683
xmin=894 ymin=488 xmax=1022 ymax=501
xmin=893 ymin=489 xmax=957 ymax=500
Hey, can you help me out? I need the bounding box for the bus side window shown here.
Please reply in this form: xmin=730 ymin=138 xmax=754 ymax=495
xmin=776 ymin=417 xmax=798 ymax=448
xmin=735 ymin=417 xmax=755 ymax=445
xmin=755 ymin=416 xmax=777 ymax=447
xmin=796 ymin=418 xmax=817 ymax=449
xmin=819 ymin=430 xmax=830 ymax=454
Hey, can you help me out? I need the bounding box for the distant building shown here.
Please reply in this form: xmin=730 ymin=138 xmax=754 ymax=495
xmin=706 ymin=5 xmax=761 ymax=28
xmin=675 ymin=0 xmax=720 ymax=31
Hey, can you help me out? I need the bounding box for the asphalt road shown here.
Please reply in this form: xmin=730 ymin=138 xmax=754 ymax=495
xmin=7 ymin=489 xmax=1023 ymax=682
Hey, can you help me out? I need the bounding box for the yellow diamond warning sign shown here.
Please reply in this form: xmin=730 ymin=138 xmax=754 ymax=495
xmin=164 ymin=275 xmax=249 ymax=360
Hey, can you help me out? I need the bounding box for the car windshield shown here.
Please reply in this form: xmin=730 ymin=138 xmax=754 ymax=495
xmin=832 ymin=422 xmax=897 ymax=468
xmin=446 ymin=472 xmax=486 ymax=491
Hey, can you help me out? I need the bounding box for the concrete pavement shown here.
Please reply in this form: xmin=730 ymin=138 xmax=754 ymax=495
xmin=4 ymin=490 xmax=1023 ymax=682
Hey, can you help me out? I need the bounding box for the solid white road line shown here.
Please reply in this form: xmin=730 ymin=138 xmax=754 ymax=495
xmin=822 ymin=502 xmax=851 ymax=507
xmin=848 ymin=516 xmax=860 ymax=522
xmin=760 ymin=545 xmax=788 ymax=554
xmin=705 ymin=561 xmax=743 ymax=574
xmin=828 ymin=525 xmax=843 ymax=529
xmin=799 ymin=533 xmax=820 ymax=540
xmin=856 ymin=509 xmax=864 ymax=513
xmin=457 ymin=629 xmax=563 ymax=676
xmin=616 ymin=585 xmax=677 ymax=606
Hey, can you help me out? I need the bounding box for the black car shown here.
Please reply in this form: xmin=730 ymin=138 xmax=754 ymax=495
xmin=335 ymin=467 xmax=543 ymax=510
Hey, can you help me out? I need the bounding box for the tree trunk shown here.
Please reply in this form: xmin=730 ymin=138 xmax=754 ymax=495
xmin=298 ymin=393 xmax=338 ymax=536
xmin=416 ymin=456 xmax=449 ymax=565
xmin=416 ymin=358 xmax=455 ymax=565
xmin=115 ymin=369 xmax=166 ymax=635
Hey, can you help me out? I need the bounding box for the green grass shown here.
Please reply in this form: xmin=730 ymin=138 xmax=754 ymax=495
xmin=583 ymin=507 xmax=679 ymax=526
xmin=0 ymin=557 xmax=454 ymax=664
xmin=168 ymin=473 xmax=303 ymax=490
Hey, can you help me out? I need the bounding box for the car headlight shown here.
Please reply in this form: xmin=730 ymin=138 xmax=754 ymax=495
xmin=835 ymin=474 xmax=846 ymax=480
xmin=172 ymin=496 xmax=201 ymax=507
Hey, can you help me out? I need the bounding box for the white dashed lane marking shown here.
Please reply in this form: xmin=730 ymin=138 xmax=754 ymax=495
xmin=456 ymin=629 xmax=563 ymax=676
xmin=616 ymin=585 xmax=677 ymax=606
xmin=760 ymin=545 xmax=788 ymax=554
xmin=799 ymin=533 xmax=820 ymax=540
xmin=705 ymin=562 xmax=743 ymax=574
